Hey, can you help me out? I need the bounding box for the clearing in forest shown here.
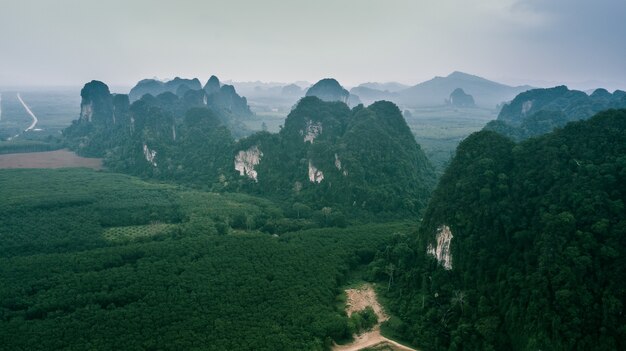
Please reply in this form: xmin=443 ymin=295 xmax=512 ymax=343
xmin=334 ymin=284 xmax=418 ymax=351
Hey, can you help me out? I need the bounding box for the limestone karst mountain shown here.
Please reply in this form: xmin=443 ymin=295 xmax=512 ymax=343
xmin=485 ymin=85 xmax=626 ymax=140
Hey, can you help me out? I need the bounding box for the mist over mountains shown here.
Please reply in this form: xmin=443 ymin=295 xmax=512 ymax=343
xmin=3 ymin=67 xmax=626 ymax=351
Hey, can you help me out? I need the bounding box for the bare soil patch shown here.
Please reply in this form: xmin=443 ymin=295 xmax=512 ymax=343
xmin=0 ymin=149 xmax=103 ymax=170
xmin=334 ymin=284 xmax=418 ymax=351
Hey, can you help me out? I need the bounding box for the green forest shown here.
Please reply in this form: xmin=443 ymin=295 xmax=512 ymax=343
xmin=376 ymin=109 xmax=626 ymax=350
xmin=0 ymin=168 xmax=415 ymax=350
xmin=2 ymin=75 xmax=626 ymax=351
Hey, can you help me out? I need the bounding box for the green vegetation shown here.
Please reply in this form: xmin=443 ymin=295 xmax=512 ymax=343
xmin=0 ymin=138 xmax=63 ymax=154
xmin=65 ymin=81 xmax=436 ymax=218
xmin=0 ymin=168 xmax=415 ymax=350
xmin=485 ymin=86 xmax=626 ymax=141
xmin=348 ymin=307 xmax=378 ymax=334
xmin=403 ymin=106 xmax=496 ymax=174
xmin=375 ymin=109 xmax=626 ymax=350
xmin=0 ymin=89 xmax=80 ymax=141
xmin=233 ymin=97 xmax=435 ymax=217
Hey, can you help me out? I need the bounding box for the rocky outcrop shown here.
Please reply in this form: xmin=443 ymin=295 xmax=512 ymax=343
xmin=80 ymin=80 xmax=114 ymax=125
xmin=207 ymin=84 xmax=253 ymax=117
xmin=448 ymin=88 xmax=475 ymax=107
xmin=301 ymin=120 xmax=322 ymax=143
xmin=427 ymin=225 xmax=453 ymax=270
xmin=143 ymin=143 xmax=157 ymax=167
xmin=203 ymin=75 xmax=221 ymax=95
xmin=234 ymin=146 xmax=262 ymax=182
xmin=308 ymin=160 xmax=324 ymax=183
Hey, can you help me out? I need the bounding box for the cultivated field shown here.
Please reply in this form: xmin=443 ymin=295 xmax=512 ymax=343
xmin=0 ymin=149 xmax=102 ymax=169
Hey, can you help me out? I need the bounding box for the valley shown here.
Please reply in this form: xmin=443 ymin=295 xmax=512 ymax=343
xmin=1 ymin=74 xmax=625 ymax=350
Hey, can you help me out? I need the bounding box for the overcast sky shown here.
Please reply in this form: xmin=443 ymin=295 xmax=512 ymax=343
xmin=1 ymin=0 xmax=625 ymax=91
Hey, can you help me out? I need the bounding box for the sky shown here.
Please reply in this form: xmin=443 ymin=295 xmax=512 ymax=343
xmin=1 ymin=0 xmax=625 ymax=91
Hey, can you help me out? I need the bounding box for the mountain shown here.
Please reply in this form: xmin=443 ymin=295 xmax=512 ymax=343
xmin=63 ymin=80 xmax=131 ymax=156
xmin=233 ymin=96 xmax=436 ymax=215
xmin=305 ymin=78 xmax=350 ymax=104
xmin=306 ymin=78 xmax=364 ymax=108
xmin=397 ymin=71 xmax=532 ymax=108
xmin=203 ymin=75 xmax=221 ymax=95
xmin=377 ymin=109 xmax=626 ymax=350
xmin=447 ymin=88 xmax=475 ymax=107
xmin=349 ymin=86 xmax=398 ymax=106
xmin=358 ymin=82 xmax=409 ymax=92
xmin=281 ymin=84 xmax=303 ymax=97
xmin=64 ymin=79 xmax=250 ymax=158
xmin=64 ymin=82 xmax=436 ymax=217
xmin=485 ymin=86 xmax=626 ymax=140
xmin=128 ymin=77 xmax=202 ymax=101
xmin=128 ymin=77 xmax=252 ymax=119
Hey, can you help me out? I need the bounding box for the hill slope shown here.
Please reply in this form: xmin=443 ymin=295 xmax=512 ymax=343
xmin=64 ymin=82 xmax=436 ymax=217
xmin=485 ymin=86 xmax=626 ymax=140
xmin=378 ymin=109 xmax=626 ymax=350
xmin=233 ymin=97 xmax=436 ymax=216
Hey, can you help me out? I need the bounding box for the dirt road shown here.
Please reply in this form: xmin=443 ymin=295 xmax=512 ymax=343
xmin=17 ymin=93 xmax=38 ymax=131
xmin=333 ymin=284 xmax=418 ymax=351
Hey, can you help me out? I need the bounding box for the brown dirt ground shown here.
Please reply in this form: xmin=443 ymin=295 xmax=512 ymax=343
xmin=0 ymin=149 xmax=103 ymax=170
xmin=334 ymin=284 xmax=418 ymax=351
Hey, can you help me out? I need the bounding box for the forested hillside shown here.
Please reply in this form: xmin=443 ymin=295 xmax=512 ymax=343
xmin=485 ymin=86 xmax=626 ymax=140
xmin=234 ymin=97 xmax=435 ymax=216
xmin=376 ymin=109 xmax=626 ymax=350
xmin=64 ymin=81 xmax=436 ymax=218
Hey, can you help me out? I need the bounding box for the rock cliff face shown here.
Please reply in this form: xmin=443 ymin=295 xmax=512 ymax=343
xmin=80 ymin=80 xmax=114 ymax=124
xmin=427 ymin=225 xmax=453 ymax=269
xmin=234 ymin=146 xmax=262 ymax=182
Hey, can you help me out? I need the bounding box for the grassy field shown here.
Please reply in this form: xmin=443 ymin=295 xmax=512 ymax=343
xmin=404 ymin=106 xmax=497 ymax=174
xmin=242 ymin=110 xmax=288 ymax=133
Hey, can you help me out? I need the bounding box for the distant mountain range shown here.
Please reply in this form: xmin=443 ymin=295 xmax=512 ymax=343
xmin=213 ymin=72 xmax=534 ymax=109
xmin=395 ymin=71 xmax=533 ymax=108
xmin=346 ymin=71 xmax=532 ymax=108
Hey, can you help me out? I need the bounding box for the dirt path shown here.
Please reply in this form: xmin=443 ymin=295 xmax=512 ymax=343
xmin=17 ymin=93 xmax=38 ymax=131
xmin=333 ymin=284 xmax=418 ymax=351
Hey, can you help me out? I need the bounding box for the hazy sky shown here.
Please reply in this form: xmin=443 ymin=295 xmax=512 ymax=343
xmin=1 ymin=0 xmax=625 ymax=90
